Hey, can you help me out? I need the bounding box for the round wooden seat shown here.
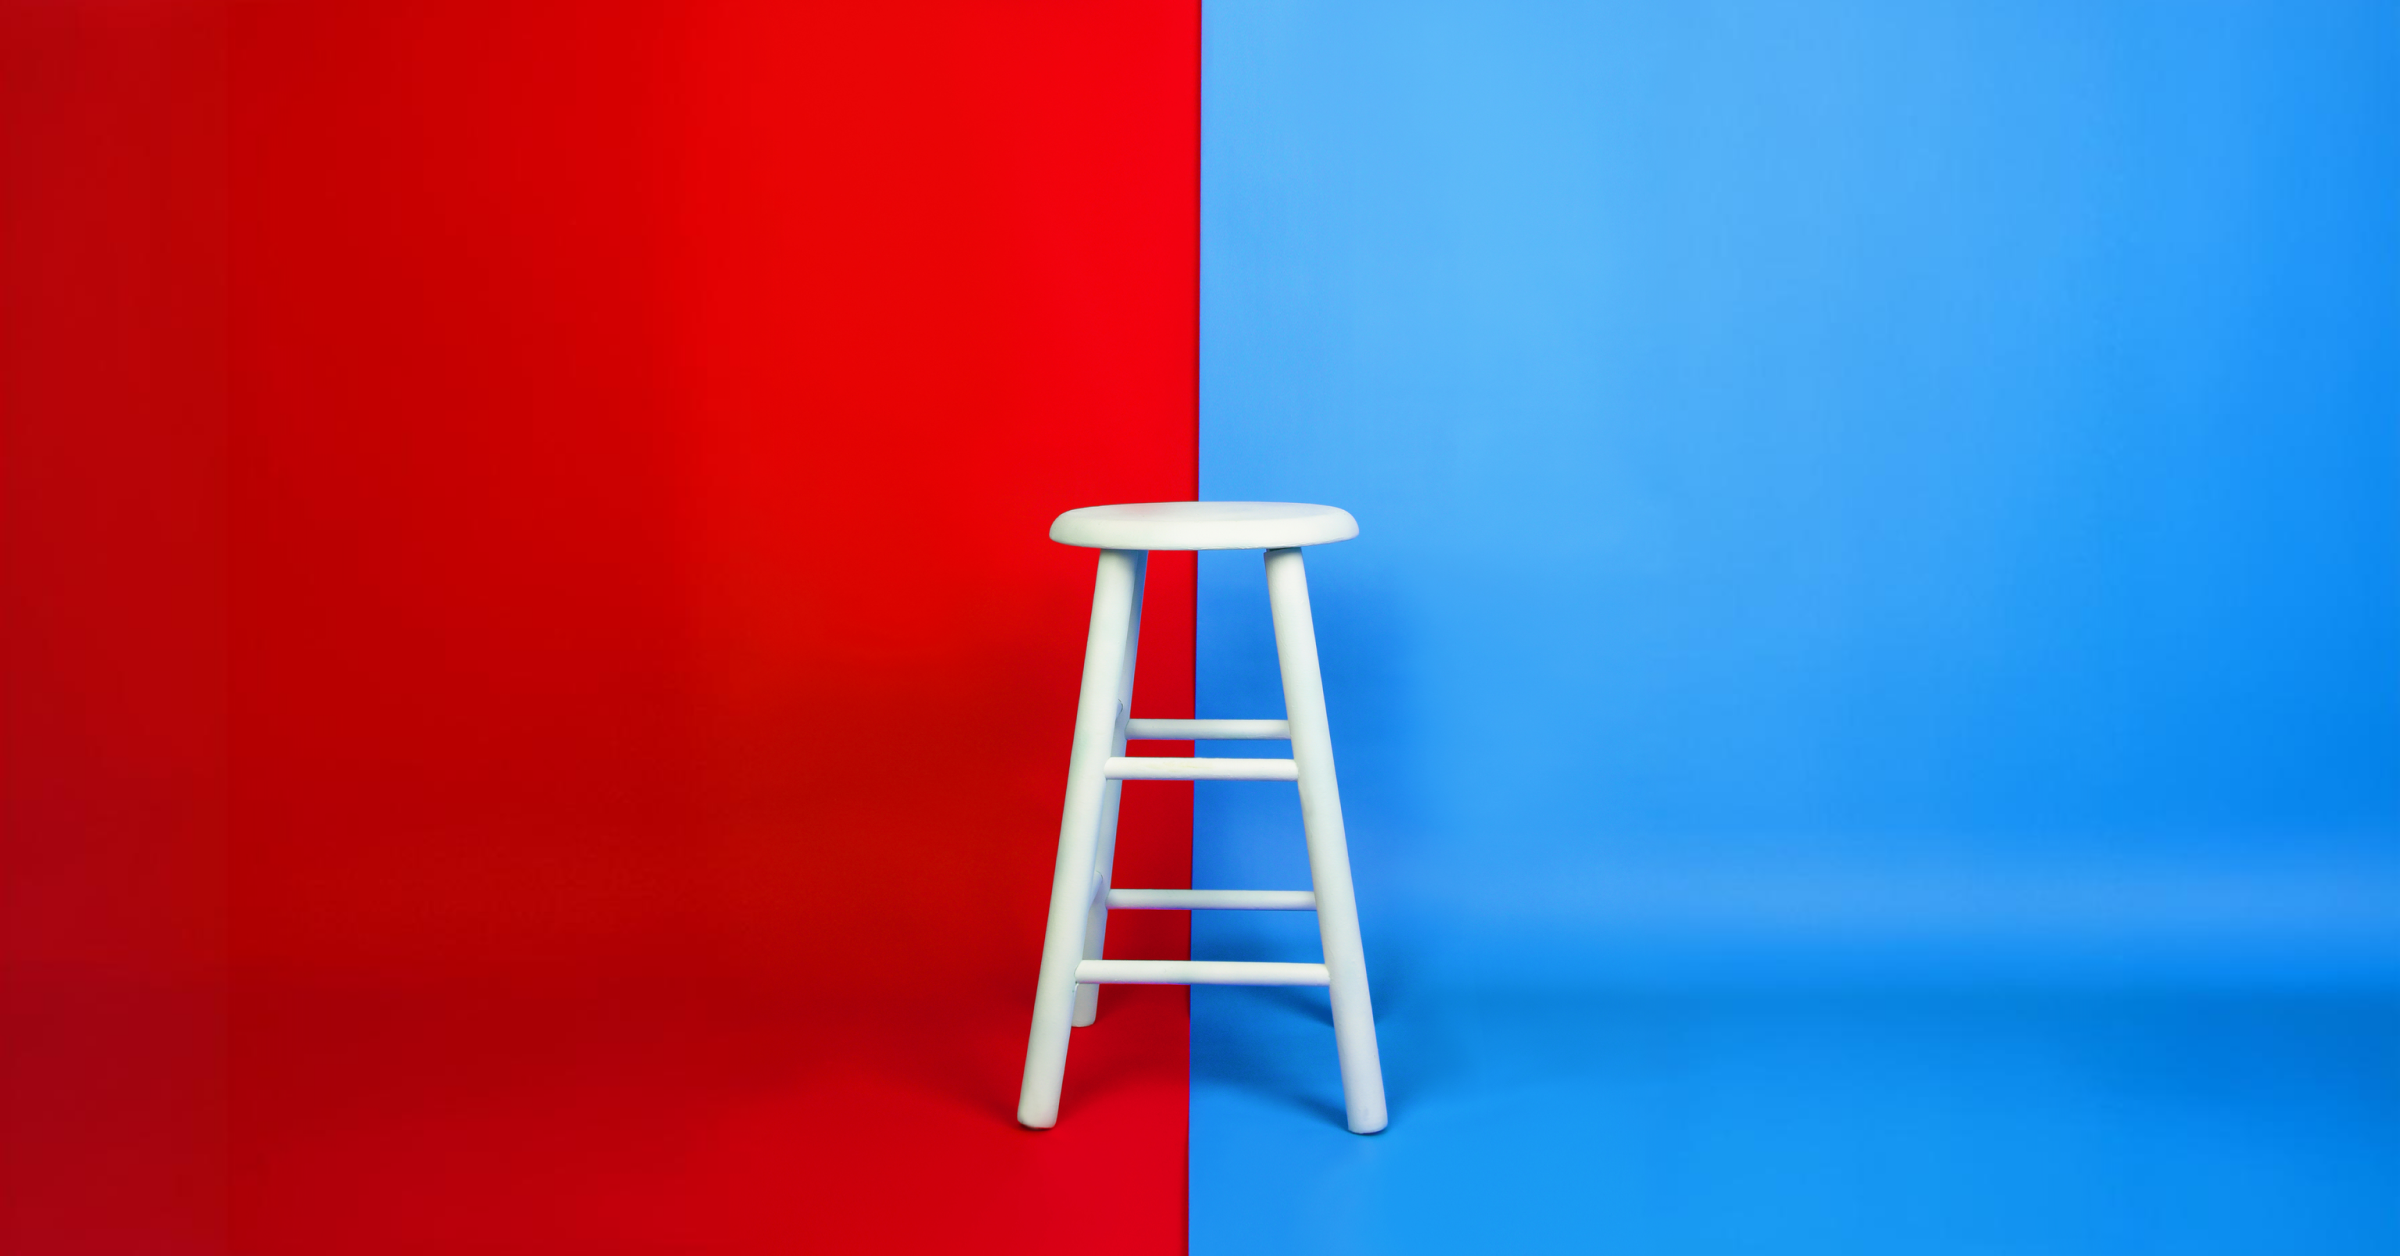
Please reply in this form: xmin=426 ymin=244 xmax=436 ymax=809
xmin=1049 ymin=501 xmax=1358 ymax=551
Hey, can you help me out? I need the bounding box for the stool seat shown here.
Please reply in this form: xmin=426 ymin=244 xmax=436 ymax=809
xmin=1050 ymin=501 xmax=1358 ymax=551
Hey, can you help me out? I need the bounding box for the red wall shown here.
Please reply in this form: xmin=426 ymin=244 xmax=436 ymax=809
xmin=4 ymin=3 xmax=230 ymax=1250
xmin=6 ymin=3 xmax=1196 ymax=1251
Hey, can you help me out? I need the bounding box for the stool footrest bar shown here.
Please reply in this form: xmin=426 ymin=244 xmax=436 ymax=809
xmin=1075 ymin=960 xmax=1331 ymax=986
xmin=1126 ymin=718 xmax=1291 ymax=741
xmin=1104 ymin=756 xmax=1297 ymax=781
xmin=1105 ymin=888 xmax=1317 ymax=911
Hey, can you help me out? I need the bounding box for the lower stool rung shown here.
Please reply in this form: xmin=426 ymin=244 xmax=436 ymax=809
xmin=1075 ymin=959 xmax=1331 ymax=987
xmin=1104 ymin=756 xmax=1298 ymax=781
xmin=1105 ymin=888 xmax=1317 ymax=911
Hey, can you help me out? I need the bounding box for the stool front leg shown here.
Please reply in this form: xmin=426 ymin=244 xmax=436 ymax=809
xmin=1019 ymin=548 xmax=1146 ymax=1128
xmin=1078 ymin=554 xmax=1144 ymax=1027
xmin=1265 ymin=546 xmax=1388 ymax=1134
xmin=1074 ymin=776 xmax=1127 ymax=1027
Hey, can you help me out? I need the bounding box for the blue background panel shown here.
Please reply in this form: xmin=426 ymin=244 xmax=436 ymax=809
xmin=1194 ymin=1 xmax=2399 ymax=1251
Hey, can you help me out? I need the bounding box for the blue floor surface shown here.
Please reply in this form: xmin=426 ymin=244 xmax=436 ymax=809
xmin=1191 ymin=980 xmax=2400 ymax=1255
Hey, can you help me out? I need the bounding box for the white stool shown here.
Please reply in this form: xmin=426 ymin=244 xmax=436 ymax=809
xmin=1016 ymin=502 xmax=1387 ymax=1135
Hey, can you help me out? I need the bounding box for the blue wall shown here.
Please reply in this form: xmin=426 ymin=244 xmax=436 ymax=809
xmin=1192 ymin=1 xmax=2399 ymax=1250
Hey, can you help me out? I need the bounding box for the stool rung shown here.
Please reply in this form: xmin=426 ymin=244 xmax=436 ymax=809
xmin=1106 ymin=888 xmax=1317 ymax=911
xmin=1125 ymin=718 xmax=1291 ymax=741
xmin=1075 ymin=960 xmax=1331 ymax=987
xmin=1105 ymin=756 xmax=1297 ymax=781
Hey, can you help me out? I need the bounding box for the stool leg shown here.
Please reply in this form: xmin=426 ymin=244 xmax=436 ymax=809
xmin=1074 ymin=779 xmax=1126 ymax=1026
xmin=1019 ymin=548 xmax=1146 ymax=1128
xmin=1265 ymin=546 xmax=1388 ymax=1134
xmin=1076 ymin=562 xmax=1145 ymax=1027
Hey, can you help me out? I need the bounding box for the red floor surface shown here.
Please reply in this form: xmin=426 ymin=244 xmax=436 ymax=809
xmin=238 ymin=983 xmax=1187 ymax=1253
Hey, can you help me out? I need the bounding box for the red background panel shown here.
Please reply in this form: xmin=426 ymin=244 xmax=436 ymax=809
xmin=6 ymin=2 xmax=1196 ymax=1252
xmin=3 ymin=3 xmax=230 ymax=1251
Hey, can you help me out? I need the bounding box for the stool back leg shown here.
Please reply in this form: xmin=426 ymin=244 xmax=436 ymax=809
xmin=1018 ymin=548 xmax=1147 ymax=1128
xmin=1265 ymin=546 xmax=1389 ymax=1134
xmin=1075 ymin=560 xmax=1145 ymax=1027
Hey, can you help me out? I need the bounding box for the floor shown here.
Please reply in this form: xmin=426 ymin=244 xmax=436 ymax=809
xmin=1192 ymin=980 xmax=2400 ymax=1255
xmin=231 ymin=979 xmax=1189 ymax=1254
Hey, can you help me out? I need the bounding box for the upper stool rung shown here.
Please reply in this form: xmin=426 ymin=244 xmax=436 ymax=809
xmin=1105 ymin=888 xmax=1317 ymax=911
xmin=1125 ymin=718 xmax=1291 ymax=741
